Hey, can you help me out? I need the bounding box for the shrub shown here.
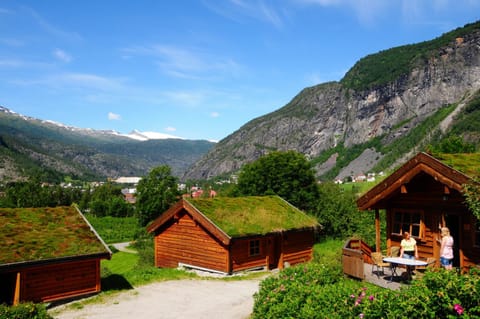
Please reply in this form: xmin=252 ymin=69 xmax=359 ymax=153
xmin=132 ymin=230 xmax=155 ymax=268
xmin=0 ymin=302 xmax=53 ymax=319
xmin=251 ymin=262 xmax=382 ymax=319
xmin=252 ymin=263 xmax=480 ymax=319
xmin=85 ymin=215 xmax=141 ymax=244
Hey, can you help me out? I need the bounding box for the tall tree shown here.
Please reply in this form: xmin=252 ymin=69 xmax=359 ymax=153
xmin=236 ymin=151 xmax=319 ymax=212
xmin=135 ymin=165 xmax=180 ymax=226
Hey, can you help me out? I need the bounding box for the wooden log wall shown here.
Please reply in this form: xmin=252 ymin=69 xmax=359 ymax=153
xmin=21 ymin=259 xmax=100 ymax=303
xmin=459 ymin=215 xmax=480 ymax=271
xmin=230 ymin=238 xmax=268 ymax=272
xmin=281 ymin=230 xmax=314 ymax=267
xmin=154 ymin=212 xmax=229 ymax=273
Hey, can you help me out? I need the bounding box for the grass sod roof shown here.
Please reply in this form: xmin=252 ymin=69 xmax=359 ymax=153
xmin=433 ymin=152 xmax=480 ymax=178
xmin=0 ymin=206 xmax=110 ymax=265
xmin=185 ymin=196 xmax=319 ymax=238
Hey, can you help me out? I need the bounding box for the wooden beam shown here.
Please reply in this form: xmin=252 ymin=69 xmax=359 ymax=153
xmin=400 ymin=184 xmax=407 ymax=194
xmin=444 ymin=185 xmax=450 ymax=194
xmin=13 ymin=272 xmax=21 ymax=306
xmin=375 ymin=209 xmax=381 ymax=252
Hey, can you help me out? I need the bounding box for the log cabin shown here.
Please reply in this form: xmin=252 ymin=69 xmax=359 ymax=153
xmin=0 ymin=206 xmax=111 ymax=305
xmin=357 ymin=152 xmax=480 ymax=271
xmin=147 ymin=196 xmax=320 ymax=274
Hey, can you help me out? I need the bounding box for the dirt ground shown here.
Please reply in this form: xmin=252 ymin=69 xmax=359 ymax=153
xmin=50 ymin=279 xmax=261 ymax=319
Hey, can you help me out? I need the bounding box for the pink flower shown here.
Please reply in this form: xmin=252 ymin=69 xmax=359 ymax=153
xmin=359 ymin=313 xmax=364 ymax=318
xmin=454 ymin=304 xmax=464 ymax=315
xmin=369 ymin=295 xmax=375 ymax=301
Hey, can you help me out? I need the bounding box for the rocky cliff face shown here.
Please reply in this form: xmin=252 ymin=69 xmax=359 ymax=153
xmin=183 ymin=26 xmax=480 ymax=181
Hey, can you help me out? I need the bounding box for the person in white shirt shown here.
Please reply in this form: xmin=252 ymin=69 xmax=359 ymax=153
xmin=400 ymin=231 xmax=418 ymax=259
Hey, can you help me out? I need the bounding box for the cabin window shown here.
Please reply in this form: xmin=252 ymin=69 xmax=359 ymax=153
xmin=392 ymin=210 xmax=424 ymax=238
xmin=249 ymin=239 xmax=260 ymax=256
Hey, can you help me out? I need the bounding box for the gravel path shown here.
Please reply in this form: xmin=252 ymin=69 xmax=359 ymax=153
xmin=51 ymin=279 xmax=261 ymax=319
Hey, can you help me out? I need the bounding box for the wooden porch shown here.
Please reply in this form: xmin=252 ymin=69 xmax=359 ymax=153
xmin=342 ymin=238 xmax=430 ymax=290
xmin=362 ymin=262 xmax=402 ymax=290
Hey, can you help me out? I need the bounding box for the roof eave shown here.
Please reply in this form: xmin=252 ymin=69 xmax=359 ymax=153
xmin=147 ymin=199 xmax=232 ymax=246
xmin=357 ymin=152 xmax=472 ymax=211
xmin=0 ymin=251 xmax=111 ymax=272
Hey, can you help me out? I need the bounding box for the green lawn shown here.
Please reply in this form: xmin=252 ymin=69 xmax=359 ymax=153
xmin=313 ymin=238 xmax=344 ymax=267
xmin=101 ymin=251 xmax=197 ymax=290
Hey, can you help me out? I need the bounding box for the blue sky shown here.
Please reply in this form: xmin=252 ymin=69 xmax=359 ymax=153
xmin=1 ymin=1 xmax=479 ymax=141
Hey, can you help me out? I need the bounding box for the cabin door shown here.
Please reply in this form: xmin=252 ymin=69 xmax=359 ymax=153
xmin=267 ymin=236 xmax=281 ymax=269
xmin=0 ymin=272 xmax=16 ymax=305
xmin=445 ymin=214 xmax=461 ymax=268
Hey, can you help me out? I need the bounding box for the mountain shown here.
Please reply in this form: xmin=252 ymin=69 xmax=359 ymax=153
xmin=0 ymin=107 xmax=215 ymax=182
xmin=183 ymin=21 xmax=480 ymax=181
xmin=122 ymin=129 xmax=184 ymax=141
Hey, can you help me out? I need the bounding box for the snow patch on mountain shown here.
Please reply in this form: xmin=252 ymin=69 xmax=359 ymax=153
xmin=123 ymin=129 xmax=183 ymax=141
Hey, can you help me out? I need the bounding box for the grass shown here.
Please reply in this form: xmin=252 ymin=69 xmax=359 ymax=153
xmin=433 ymin=153 xmax=480 ymax=177
xmin=101 ymin=251 xmax=197 ymax=289
xmin=339 ymin=181 xmax=382 ymax=197
xmin=0 ymin=206 xmax=109 ymax=263
xmin=313 ymin=238 xmax=344 ymax=267
xmin=188 ymin=196 xmax=319 ymax=237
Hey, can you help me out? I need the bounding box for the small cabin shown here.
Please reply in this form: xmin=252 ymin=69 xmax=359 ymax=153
xmin=147 ymin=196 xmax=320 ymax=274
xmin=357 ymin=152 xmax=480 ymax=271
xmin=0 ymin=206 xmax=111 ymax=305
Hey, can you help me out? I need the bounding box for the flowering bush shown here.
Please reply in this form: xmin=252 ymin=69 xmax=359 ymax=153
xmin=252 ymin=264 xmax=480 ymax=318
xmin=252 ymin=263 xmax=383 ymax=318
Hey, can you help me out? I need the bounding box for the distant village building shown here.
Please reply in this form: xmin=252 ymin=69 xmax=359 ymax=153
xmin=121 ymin=188 xmax=137 ymax=204
xmin=191 ymin=189 xmax=204 ymax=198
xmin=352 ymin=174 xmax=367 ymax=182
xmin=113 ymin=177 xmax=141 ymax=184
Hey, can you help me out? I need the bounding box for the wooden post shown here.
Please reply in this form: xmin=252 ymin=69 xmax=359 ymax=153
xmin=375 ymin=209 xmax=381 ymax=252
xmin=95 ymin=260 xmax=101 ymax=292
xmin=13 ymin=272 xmax=21 ymax=305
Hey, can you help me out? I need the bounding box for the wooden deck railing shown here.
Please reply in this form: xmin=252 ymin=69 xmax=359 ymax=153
xmin=342 ymin=238 xmax=374 ymax=279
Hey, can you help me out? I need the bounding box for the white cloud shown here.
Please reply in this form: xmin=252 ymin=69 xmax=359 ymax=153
xmin=165 ymin=126 xmax=177 ymax=132
xmin=203 ymin=0 xmax=286 ymax=28
xmin=295 ymin=0 xmax=389 ymax=26
xmin=108 ymin=112 xmax=121 ymax=121
xmin=23 ymin=6 xmax=83 ymax=42
xmin=123 ymin=44 xmax=244 ymax=80
xmin=162 ymin=90 xmax=206 ymax=107
xmin=0 ymin=59 xmax=24 ymax=67
xmin=53 ymin=49 xmax=72 ymax=63
xmin=54 ymin=73 xmax=126 ymax=91
xmin=210 ymin=111 xmax=220 ymax=118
